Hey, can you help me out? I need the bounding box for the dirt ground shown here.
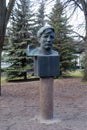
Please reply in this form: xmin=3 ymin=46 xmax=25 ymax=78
xmin=0 ymin=78 xmax=87 ymax=130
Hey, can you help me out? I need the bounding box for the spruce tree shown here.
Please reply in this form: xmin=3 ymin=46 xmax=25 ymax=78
xmin=4 ymin=0 xmax=33 ymax=80
xmin=32 ymin=0 xmax=46 ymax=42
xmin=49 ymin=0 xmax=76 ymax=74
xmin=37 ymin=0 xmax=45 ymax=28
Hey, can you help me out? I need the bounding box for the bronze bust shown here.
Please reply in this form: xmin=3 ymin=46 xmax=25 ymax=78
xmin=26 ymin=26 xmax=58 ymax=56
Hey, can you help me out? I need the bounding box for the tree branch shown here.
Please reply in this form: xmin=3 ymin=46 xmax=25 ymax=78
xmin=5 ymin=0 xmax=15 ymax=26
xmin=72 ymin=0 xmax=83 ymax=11
xmin=72 ymin=30 xmax=86 ymax=41
xmin=63 ymin=0 xmax=83 ymax=11
xmin=79 ymin=0 xmax=87 ymax=15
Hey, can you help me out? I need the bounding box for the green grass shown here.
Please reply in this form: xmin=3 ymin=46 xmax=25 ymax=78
xmin=1 ymin=74 xmax=39 ymax=84
xmin=64 ymin=70 xmax=83 ymax=78
xmin=1 ymin=76 xmax=7 ymax=84
xmin=1 ymin=70 xmax=83 ymax=85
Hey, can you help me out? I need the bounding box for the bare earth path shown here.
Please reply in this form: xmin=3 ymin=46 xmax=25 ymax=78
xmin=0 ymin=78 xmax=87 ymax=130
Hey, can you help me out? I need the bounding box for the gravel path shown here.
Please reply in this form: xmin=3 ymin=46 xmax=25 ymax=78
xmin=0 ymin=78 xmax=87 ymax=130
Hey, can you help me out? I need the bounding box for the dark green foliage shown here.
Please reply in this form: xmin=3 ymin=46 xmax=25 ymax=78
xmin=36 ymin=0 xmax=45 ymax=28
xmin=31 ymin=0 xmax=46 ymax=42
xmin=49 ymin=0 xmax=76 ymax=74
xmin=4 ymin=0 xmax=33 ymax=80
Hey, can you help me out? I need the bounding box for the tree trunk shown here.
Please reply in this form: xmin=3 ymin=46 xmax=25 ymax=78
xmin=24 ymin=72 xmax=27 ymax=80
xmin=0 ymin=0 xmax=15 ymax=95
xmin=81 ymin=1 xmax=87 ymax=80
xmin=0 ymin=0 xmax=6 ymax=95
xmin=83 ymin=46 xmax=87 ymax=80
xmin=0 ymin=38 xmax=5 ymax=96
xmin=83 ymin=13 xmax=87 ymax=80
xmin=0 ymin=50 xmax=2 ymax=96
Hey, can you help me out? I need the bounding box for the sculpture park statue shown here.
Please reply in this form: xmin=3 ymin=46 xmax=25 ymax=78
xmin=26 ymin=26 xmax=60 ymax=121
xmin=26 ymin=25 xmax=59 ymax=56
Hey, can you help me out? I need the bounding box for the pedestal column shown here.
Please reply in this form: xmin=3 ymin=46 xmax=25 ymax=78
xmin=40 ymin=77 xmax=54 ymax=120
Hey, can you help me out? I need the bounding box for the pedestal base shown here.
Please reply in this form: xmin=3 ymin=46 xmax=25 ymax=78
xmin=31 ymin=116 xmax=61 ymax=124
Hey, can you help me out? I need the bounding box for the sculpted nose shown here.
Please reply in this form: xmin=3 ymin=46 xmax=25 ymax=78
xmin=47 ymin=36 xmax=51 ymax=42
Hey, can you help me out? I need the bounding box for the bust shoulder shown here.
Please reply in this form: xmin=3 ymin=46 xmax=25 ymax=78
xmin=51 ymin=50 xmax=59 ymax=56
xmin=26 ymin=45 xmax=59 ymax=56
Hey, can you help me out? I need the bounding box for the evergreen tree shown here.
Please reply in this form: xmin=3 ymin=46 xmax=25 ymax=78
xmin=4 ymin=0 xmax=33 ymax=80
xmin=37 ymin=0 xmax=45 ymax=28
xmin=49 ymin=0 xmax=76 ymax=74
xmin=32 ymin=0 xmax=46 ymax=42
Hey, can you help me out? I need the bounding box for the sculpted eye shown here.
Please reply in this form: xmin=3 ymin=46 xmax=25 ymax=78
xmin=51 ymin=36 xmax=54 ymax=38
xmin=44 ymin=35 xmax=48 ymax=38
xmin=50 ymin=35 xmax=54 ymax=39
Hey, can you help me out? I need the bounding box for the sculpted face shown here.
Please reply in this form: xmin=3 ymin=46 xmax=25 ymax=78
xmin=26 ymin=26 xmax=58 ymax=56
xmin=39 ymin=29 xmax=55 ymax=51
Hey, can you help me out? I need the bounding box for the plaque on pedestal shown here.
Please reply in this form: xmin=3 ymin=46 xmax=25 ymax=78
xmin=34 ymin=56 xmax=60 ymax=77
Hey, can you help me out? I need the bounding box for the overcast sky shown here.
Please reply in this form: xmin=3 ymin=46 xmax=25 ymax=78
xmin=6 ymin=0 xmax=85 ymax=38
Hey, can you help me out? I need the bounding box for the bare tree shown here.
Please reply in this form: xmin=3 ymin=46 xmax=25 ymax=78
xmin=60 ymin=0 xmax=87 ymax=80
xmin=0 ymin=0 xmax=15 ymax=95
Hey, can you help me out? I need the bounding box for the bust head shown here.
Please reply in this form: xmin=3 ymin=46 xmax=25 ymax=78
xmin=37 ymin=26 xmax=55 ymax=54
xmin=26 ymin=25 xmax=58 ymax=56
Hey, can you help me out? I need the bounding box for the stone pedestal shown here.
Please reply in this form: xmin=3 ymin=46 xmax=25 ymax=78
xmin=34 ymin=56 xmax=60 ymax=77
xmin=40 ymin=78 xmax=54 ymax=120
xmin=34 ymin=56 xmax=59 ymax=121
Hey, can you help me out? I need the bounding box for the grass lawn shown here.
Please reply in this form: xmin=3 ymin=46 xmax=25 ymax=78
xmin=64 ymin=70 xmax=83 ymax=78
xmin=1 ymin=70 xmax=84 ymax=85
xmin=1 ymin=76 xmax=7 ymax=84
